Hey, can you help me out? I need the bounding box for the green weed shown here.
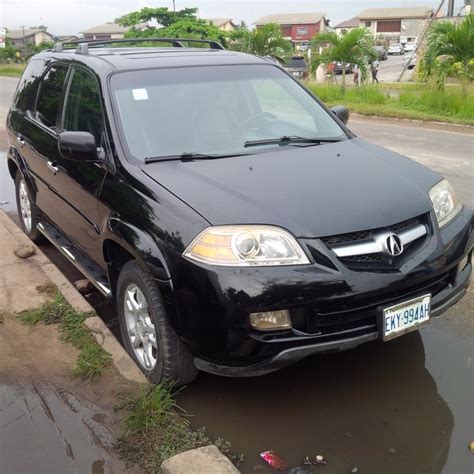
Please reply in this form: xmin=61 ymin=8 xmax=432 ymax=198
xmin=18 ymin=292 xmax=111 ymax=378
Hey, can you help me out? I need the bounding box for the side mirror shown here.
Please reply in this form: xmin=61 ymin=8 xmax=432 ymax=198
xmin=330 ymin=105 xmax=350 ymax=125
xmin=58 ymin=131 xmax=99 ymax=161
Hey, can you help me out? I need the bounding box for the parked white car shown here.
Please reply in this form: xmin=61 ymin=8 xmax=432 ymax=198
xmin=404 ymin=42 xmax=416 ymax=53
xmin=388 ymin=43 xmax=404 ymax=55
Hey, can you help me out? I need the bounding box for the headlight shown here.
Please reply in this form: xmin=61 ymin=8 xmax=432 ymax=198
xmin=183 ymin=225 xmax=310 ymax=266
xmin=429 ymin=179 xmax=462 ymax=228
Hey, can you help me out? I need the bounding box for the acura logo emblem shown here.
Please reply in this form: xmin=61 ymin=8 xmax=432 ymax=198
xmin=385 ymin=234 xmax=404 ymax=257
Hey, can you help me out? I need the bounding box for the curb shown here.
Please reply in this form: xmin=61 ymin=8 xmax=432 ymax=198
xmin=0 ymin=210 xmax=148 ymax=385
xmin=350 ymin=113 xmax=474 ymax=133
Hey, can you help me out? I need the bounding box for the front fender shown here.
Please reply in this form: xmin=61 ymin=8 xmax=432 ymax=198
xmin=103 ymin=216 xmax=172 ymax=282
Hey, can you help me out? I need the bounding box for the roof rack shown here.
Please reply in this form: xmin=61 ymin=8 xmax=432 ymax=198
xmin=52 ymin=37 xmax=225 ymax=55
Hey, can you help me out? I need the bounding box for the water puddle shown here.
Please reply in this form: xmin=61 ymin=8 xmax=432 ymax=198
xmin=179 ymin=327 xmax=473 ymax=473
xmin=0 ymin=380 xmax=125 ymax=473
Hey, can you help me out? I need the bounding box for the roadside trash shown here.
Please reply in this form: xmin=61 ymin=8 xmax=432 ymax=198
xmin=314 ymin=455 xmax=327 ymax=465
xmin=387 ymin=448 xmax=397 ymax=455
xmin=288 ymin=467 xmax=311 ymax=474
xmin=351 ymin=467 xmax=359 ymax=473
xmin=259 ymin=451 xmax=288 ymax=471
xmin=469 ymin=441 xmax=474 ymax=452
xmin=303 ymin=454 xmax=327 ymax=466
xmin=14 ymin=244 xmax=36 ymax=259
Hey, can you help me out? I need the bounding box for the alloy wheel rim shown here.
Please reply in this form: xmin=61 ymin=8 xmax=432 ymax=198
xmin=124 ymin=284 xmax=158 ymax=371
xmin=19 ymin=180 xmax=32 ymax=232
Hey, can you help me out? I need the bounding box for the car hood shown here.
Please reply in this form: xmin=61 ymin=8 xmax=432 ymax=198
xmin=141 ymin=138 xmax=440 ymax=238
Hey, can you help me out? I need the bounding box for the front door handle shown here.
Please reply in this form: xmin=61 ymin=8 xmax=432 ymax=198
xmin=47 ymin=161 xmax=59 ymax=175
xmin=17 ymin=134 xmax=25 ymax=146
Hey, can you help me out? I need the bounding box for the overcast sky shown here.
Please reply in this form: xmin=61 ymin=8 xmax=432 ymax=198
xmin=1 ymin=0 xmax=465 ymax=35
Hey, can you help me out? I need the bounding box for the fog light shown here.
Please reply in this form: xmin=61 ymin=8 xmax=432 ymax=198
xmin=250 ymin=310 xmax=292 ymax=331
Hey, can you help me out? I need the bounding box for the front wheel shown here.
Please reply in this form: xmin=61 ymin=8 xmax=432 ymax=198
xmin=117 ymin=260 xmax=198 ymax=385
xmin=15 ymin=172 xmax=42 ymax=242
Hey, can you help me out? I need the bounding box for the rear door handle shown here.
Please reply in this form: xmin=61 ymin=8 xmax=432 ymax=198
xmin=47 ymin=161 xmax=59 ymax=175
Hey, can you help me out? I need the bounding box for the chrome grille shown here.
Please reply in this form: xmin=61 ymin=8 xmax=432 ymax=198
xmin=321 ymin=214 xmax=430 ymax=266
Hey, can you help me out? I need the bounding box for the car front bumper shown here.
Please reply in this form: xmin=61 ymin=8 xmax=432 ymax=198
xmin=169 ymin=208 xmax=473 ymax=376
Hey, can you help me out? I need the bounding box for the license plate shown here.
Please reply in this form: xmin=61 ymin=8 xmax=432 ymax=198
xmin=382 ymin=294 xmax=431 ymax=341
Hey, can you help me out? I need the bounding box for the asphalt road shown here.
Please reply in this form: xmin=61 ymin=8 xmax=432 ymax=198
xmin=0 ymin=76 xmax=473 ymax=473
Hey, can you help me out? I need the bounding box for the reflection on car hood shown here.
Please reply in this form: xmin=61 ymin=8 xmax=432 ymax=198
xmin=141 ymin=138 xmax=440 ymax=238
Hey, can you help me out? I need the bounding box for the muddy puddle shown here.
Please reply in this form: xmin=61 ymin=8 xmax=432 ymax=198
xmin=0 ymin=380 xmax=127 ymax=474
xmin=178 ymin=326 xmax=474 ymax=474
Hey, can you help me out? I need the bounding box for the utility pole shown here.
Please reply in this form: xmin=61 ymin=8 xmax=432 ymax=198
xmin=397 ymin=0 xmax=446 ymax=82
xmin=20 ymin=25 xmax=26 ymax=59
xmin=447 ymin=0 xmax=455 ymax=16
xmin=173 ymin=0 xmax=176 ymax=12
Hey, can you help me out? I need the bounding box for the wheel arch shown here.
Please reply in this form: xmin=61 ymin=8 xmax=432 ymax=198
xmin=102 ymin=218 xmax=173 ymax=295
xmin=7 ymin=148 xmax=37 ymax=199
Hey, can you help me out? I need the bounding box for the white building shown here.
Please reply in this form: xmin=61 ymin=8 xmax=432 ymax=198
xmin=357 ymin=7 xmax=434 ymax=43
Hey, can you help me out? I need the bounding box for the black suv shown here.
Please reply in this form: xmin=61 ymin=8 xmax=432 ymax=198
xmin=6 ymin=39 xmax=472 ymax=384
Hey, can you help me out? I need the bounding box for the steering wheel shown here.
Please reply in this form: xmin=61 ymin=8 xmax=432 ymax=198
xmin=239 ymin=112 xmax=276 ymax=130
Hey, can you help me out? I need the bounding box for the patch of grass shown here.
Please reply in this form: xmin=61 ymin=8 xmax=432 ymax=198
xmin=0 ymin=64 xmax=25 ymax=77
xmin=123 ymin=382 xmax=184 ymax=435
xmin=18 ymin=292 xmax=111 ymax=378
xmin=307 ymin=82 xmax=474 ymax=126
xmin=116 ymin=384 xmax=244 ymax=472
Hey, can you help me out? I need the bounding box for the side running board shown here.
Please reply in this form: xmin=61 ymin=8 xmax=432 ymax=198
xmin=37 ymin=221 xmax=112 ymax=298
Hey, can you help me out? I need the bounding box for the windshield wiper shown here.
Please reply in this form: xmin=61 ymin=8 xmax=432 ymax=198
xmin=244 ymin=136 xmax=344 ymax=148
xmin=144 ymin=152 xmax=249 ymax=164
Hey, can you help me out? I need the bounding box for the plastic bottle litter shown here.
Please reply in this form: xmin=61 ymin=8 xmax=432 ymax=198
xmin=469 ymin=441 xmax=474 ymax=453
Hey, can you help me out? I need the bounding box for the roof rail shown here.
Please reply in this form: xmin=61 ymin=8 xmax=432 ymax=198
xmin=54 ymin=37 xmax=225 ymax=55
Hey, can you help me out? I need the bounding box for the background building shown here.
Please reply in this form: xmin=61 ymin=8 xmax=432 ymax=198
xmin=207 ymin=18 xmax=236 ymax=32
xmin=80 ymin=22 xmax=128 ymax=40
xmin=7 ymin=28 xmax=53 ymax=47
xmin=254 ymin=12 xmax=326 ymax=50
xmin=334 ymin=17 xmax=359 ymax=37
xmin=357 ymin=7 xmax=434 ymax=43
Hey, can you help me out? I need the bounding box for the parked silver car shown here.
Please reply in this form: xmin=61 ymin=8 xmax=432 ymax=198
xmin=388 ymin=43 xmax=404 ymax=55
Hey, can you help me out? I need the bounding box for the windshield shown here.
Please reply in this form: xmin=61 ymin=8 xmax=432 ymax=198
xmin=110 ymin=64 xmax=347 ymax=161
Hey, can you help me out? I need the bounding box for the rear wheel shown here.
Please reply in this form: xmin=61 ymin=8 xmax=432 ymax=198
xmin=117 ymin=260 xmax=198 ymax=385
xmin=15 ymin=172 xmax=42 ymax=242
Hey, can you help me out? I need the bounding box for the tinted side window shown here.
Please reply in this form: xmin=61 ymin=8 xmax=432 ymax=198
xmin=35 ymin=64 xmax=69 ymax=130
xmin=63 ymin=68 xmax=104 ymax=144
xmin=13 ymin=59 xmax=46 ymax=112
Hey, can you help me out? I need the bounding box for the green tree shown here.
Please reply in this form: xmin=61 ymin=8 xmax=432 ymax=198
xmin=116 ymin=7 xmax=228 ymax=47
xmin=116 ymin=7 xmax=198 ymax=29
xmin=423 ymin=14 xmax=474 ymax=94
xmin=229 ymin=23 xmax=292 ymax=63
xmin=0 ymin=38 xmax=19 ymax=63
xmin=312 ymin=28 xmax=376 ymax=88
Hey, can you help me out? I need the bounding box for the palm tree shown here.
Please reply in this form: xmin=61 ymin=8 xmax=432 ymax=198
xmin=312 ymin=28 xmax=376 ymax=88
xmin=230 ymin=23 xmax=292 ymax=63
xmin=423 ymin=14 xmax=473 ymax=94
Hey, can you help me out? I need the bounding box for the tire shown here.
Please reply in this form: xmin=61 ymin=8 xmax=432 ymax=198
xmin=117 ymin=260 xmax=198 ymax=385
xmin=15 ymin=172 xmax=42 ymax=242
